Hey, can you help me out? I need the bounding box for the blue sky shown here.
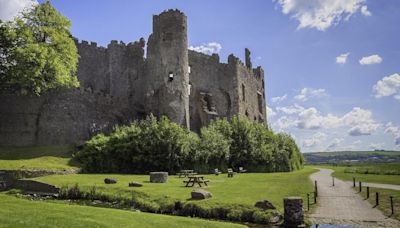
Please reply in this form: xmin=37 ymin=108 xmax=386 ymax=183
xmin=1 ymin=0 xmax=399 ymax=152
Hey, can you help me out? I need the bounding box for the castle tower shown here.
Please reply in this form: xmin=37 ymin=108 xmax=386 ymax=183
xmin=145 ymin=9 xmax=190 ymax=128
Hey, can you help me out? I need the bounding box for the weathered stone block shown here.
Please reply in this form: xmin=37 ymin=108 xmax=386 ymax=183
xmin=149 ymin=172 xmax=168 ymax=183
xmin=128 ymin=182 xmax=143 ymax=187
xmin=104 ymin=178 xmax=117 ymax=184
xmin=255 ymin=200 xmax=276 ymax=210
xmin=191 ymin=189 xmax=212 ymax=200
xmin=283 ymin=197 xmax=304 ymax=227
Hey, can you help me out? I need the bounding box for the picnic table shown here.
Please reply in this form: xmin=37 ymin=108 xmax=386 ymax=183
xmin=183 ymin=175 xmax=209 ymax=187
xmin=177 ymin=169 xmax=197 ymax=178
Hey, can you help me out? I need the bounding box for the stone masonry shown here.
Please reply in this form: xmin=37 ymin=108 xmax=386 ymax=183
xmin=0 ymin=9 xmax=267 ymax=146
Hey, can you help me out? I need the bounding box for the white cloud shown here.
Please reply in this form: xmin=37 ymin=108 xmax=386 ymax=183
xmin=296 ymin=107 xmax=341 ymax=129
xmin=373 ymin=73 xmax=400 ymax=101
xmin=326 ymin=138 xmax=344 ymax=151
xmin=271 ymin=94 xmax=287 ymax=103
xmin=281 ymin=106 xmax=379 ymax=137
xmin=295 ymin=88 xmax=327 ymax=101
xmin=336 ymin=52 xmax=350 ymax=64
xmin=0 ymin=0 xmax=37 ymax=21
xmin=370 ymin=143 xmax=384 ymax=150
xmin=267 ymin=107 xmax=277 ymax=118
xmin=342 ymin=107 xmax=380 ymax=136
xmin=303 ymin=132 xmax=327 ymax=148
xmin=361 ymin=5 xmax=372 ymax=16
xmin=277 ymin=104 xmax=304 ymax=114
xmin=275 ymin=0 xmax=369 ymax=31
xmin=359 ymin=54 xmax=383 ymax=65
xmin=275 ymin=116 xmax=296 ymax=130
xmin=189 ymin=42 xmax=222 ymax=55
xmin=384 ymin=122 xmax=400 ymax=146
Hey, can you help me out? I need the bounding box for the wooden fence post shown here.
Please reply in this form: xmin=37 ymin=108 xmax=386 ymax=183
xmin=390 ymin=196 xmax=394 ymax=216
xmin=353 ymin=177 xmax=356 ymax=187
xmin=366 ymin=186 xmax=370 ymax=199
xmin=314 ymin=181 xmax=318 ymax=197
xmin=307 ymin=193 xmax=310 ymax=211
xmin=375 ymin=192 xmax=379 ymax=206
xmin=332 ymin=176 xmax=335 ymax=186
xmin=359 ymin=181 xmax=362 ymax=192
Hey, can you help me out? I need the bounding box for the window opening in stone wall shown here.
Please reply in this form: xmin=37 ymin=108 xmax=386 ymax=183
xmin=168 ymin=72 xmax=174 ymax=82
xmin=242 ymin=84 xmax=245 ymax=101
xmin=188 ymin=82 xmax=192 ymax=96
xmin=245 ymin=110 xmax=249 ymax=117
xmin=257 ymin=92 xmax=263 ymax=114
xmin=188 ymin=65 xmax=191 ymax=74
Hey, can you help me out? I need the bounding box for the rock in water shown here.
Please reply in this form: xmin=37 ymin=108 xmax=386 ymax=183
xmin=104 ymin=178 xmax=117 ymax=184
xmin=255 ymin=200 xmax=276 ymax=210
xmin=191 ymin=189 xmax=212 ymax=200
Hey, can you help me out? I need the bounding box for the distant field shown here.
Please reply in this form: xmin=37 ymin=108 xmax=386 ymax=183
xmin=304 ymin=150 xmax=400 ymax=164
xmin=0 ymin=193 xmax=243 ymax=228
xmin=0 ymin=146 xmax=78 ymax=172
xmin=310 ymin=165 xmax=400 ymax=185
xmin=34 ymin=167 xmax=317 ymax=211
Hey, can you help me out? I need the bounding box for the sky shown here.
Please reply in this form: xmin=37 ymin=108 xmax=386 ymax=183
xmin=1 ymin=0 xmax=399 ymax=152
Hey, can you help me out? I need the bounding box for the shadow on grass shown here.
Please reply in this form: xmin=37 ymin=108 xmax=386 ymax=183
xmin=0 ymin=145 xmax=74 ymax=160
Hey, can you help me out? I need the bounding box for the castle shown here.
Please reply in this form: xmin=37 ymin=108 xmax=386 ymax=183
xmin=0 ymin=10 xmax=267 ymax=147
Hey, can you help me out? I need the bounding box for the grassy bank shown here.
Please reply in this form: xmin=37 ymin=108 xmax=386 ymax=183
xmin=34 ymin=167 xmax=317 ymax=211
xmin=357 ymin=186 xmax=400 ymax=220
xmin=0 ymin=146 xmax=78 ymax=172
xmin=310 ymin=165 xmax=400 ymax=185
xmin=0 ymin=193 xmax=244 ymax=228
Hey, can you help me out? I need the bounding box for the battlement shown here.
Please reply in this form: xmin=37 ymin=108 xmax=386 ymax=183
xmin=157 ymin=9 xmax=185 ymax=17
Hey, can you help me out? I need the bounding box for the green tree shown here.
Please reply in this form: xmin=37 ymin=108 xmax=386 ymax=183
xmin=0 ymin=1 xmax=79 ymax=95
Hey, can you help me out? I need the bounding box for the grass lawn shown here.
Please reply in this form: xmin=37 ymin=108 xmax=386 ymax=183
xmin=0 ymin=193 xmax=244 ymax=228
xmin=309 ymin=165 xmax=400 ymax=185
xmin=357 ymin=186 xmax=400 ymax=221
xmin=34 ymin=167 xmax=317 ymax=211
xmin=0 ymin=146 xmax=78 ymax=172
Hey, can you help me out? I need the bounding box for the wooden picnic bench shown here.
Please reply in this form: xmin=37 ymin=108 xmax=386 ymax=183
xmin=227 ymin=168 xmax=236 ymax=178
xmin=183 ymin=175 xmax=210 ymax=187
xmin=177 ymin=170 xmax=197 ymax=178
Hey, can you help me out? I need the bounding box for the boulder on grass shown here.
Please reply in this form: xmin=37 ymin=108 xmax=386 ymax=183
xmin=104 ymin=178 xmax=117 ymax=184
xmin=191 ymin=189 xmax=212 ymax=200
xmin=128 ymin=182 xmax=143 ymax=187
xmin=149 ymin=172 xmax=168 ymax=183
xmin=255 ymin=200 xmax=276 ymax=210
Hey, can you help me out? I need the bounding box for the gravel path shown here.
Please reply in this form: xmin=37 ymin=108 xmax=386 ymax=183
xmin=308 ymin=168 xmax=399 ymax=228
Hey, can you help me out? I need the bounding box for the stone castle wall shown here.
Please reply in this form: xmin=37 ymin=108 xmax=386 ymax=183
xmin=0 ymin=9 xmax=266 ymax=147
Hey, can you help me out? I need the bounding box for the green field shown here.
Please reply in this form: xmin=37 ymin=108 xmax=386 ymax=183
xmin=34 ymin=167 xmax=317 ymax=211
xmin=311 ymin=165 xmax=400 ymax=185
xmin=304 ymin=150 xmax=400 ymax=164
xmin=358 ymin=186 xmax=400 ymax=220
xmin=0 ymin=193 xmax=244 ymax=228
xmin=0 ymin=146 xmax=78 ymax=172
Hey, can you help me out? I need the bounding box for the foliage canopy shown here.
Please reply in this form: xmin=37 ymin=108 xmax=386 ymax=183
xmin=0 ymin=1 xmax=79 ymax=95
xmin=75 ymin=115 xmax=304 ymax=173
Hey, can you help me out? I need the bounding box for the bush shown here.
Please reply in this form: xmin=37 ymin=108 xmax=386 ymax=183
xmin=74 ymin=115 xmax=304 ymax=174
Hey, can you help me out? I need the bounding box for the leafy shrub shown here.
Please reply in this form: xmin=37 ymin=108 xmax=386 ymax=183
xmin=74 ymin=115 xmax=304 ymax=174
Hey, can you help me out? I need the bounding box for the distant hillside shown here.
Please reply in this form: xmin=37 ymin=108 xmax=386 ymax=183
xmin=304 ymin=150 xmax=400 ymax=164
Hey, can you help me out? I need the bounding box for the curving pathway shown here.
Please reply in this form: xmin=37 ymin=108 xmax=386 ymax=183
xmin=308 ymin=168 xmax=399 ymax=228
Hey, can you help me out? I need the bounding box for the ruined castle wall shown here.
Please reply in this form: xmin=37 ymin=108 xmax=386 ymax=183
xmin=76 ymin=41 xmax=108 ymax=93
xmin=145 ymin=9 xmax=190 ymax=128
xmin=236 ymin=60 xmax=266 ymax=123
xmin=188 ymin=50 xmax=239 ymax=132
xmin=0 ymin=89 xmax=128 ymax=146
xmin=0 ymin=39 xmax=146 ymax=147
